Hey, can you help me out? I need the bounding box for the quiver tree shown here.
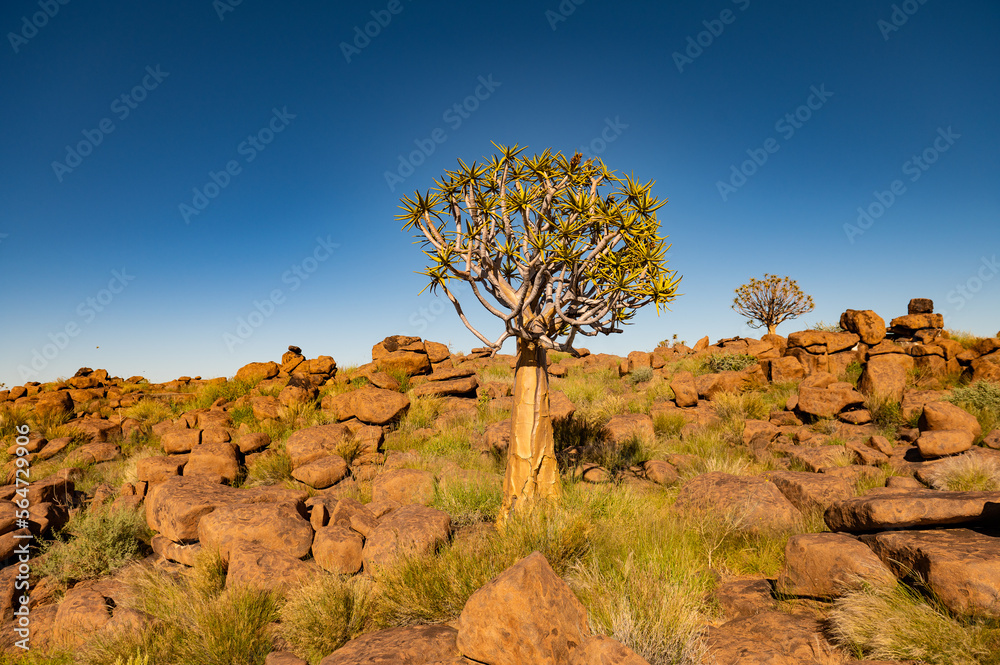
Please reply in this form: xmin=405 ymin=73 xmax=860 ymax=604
xmin=397 ymin=144 xmax=681 ymax=523
xmin=732 ymin=273 xmax=814 ymax=335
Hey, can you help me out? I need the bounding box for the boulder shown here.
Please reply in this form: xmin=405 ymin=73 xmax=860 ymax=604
xmin=675 ymin=472 xmax=802 ymax=533
xmin=456 ymin=552 xmax=591 ymax=665
xmin=183 ymin=441 xmax=240 ymax=484
xmin=145 ymin=476 xmax=306 ymax=543
xmin=861 ymin=528 xmax=1000 ymax=618
xmin=604 ymin=413 xmax=654 ymax=445
xmin=362 ymin=504 xmax=451 ymax=570
xmin=323 ymin=387 xmax=410 ymax=425
xmin=777 ymin=533 xmax=895 ymax=598
xmin=858 ymin=353 xmax=912 ymax=403
xmin=376 ymin=350 xmax=432 ymax=377
xmin=198 ymin=501 xmax=313 ymax=563
xmin=161 ymin=426 xmax=201 ymax=454
xmin=768 ymin=356 xmax=805 ymax=383
xmin=568 ymin=635 xmax=650 ymax=665
xmin=412 ymin=376 xmax=479 ymax=398
xmin=919 ymin=401 xmax=982 ymax=440
xmin=643 ymin=460 xmax=679 ymax=485
xmin=226 ymin=539 xmax=319 ymax=591
xmin=840 ymin=310 xmax=887 ymax=345
xmin=250 ymin=395 xmax=283 ymax=420
xmin=313 ymin=525 xmax=364 ymax=575
xmin=670 ymin=371 xmax=698 ymax=408
xmin=373 ymin=468 xmax=436 ymax=506
xmin=234 ymin=361 xmax=279 ymax=383
xmin=284 ymin=423 xmax=352 ymax=469
xmin=424 ymin=341 xmax=451 ymax=364
xmin=916 ymin=430 xmax=974 ymax=458
xmin=796 ymin=386 xmax=865 ymax=419
xmin=703 ymin=611 xmax=841 ymax=665
xmin=291 ymin=455 xmax=349 ymax=489
xmin=765 ymin=470 xmax=853 ymax=512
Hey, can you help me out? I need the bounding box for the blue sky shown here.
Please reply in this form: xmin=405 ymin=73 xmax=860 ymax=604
xmin=2 ymin=0 xmax=998 ymax=386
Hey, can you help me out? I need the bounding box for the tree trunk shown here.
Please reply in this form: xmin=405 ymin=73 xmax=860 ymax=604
xmin=499 ymin=338 xmax=561 ymax=524
xmin=767 ymin=323 xmax=776 ymax=335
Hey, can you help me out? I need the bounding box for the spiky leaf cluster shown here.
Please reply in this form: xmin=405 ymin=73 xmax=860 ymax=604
xmin=397 ymin=143 xmax=681 ymax=353
xmin=732 ymin=273 xmax=814 ymax=331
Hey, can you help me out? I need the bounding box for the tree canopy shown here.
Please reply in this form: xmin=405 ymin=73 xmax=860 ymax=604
xmin=396 ymin=143 xmax=682 ymax=354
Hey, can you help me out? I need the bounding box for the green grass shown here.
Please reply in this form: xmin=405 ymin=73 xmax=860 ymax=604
xmin=828 ymin=582 xmax=1000 ymax=665
xmin=36 ymin=504 xmax=153 ymax=587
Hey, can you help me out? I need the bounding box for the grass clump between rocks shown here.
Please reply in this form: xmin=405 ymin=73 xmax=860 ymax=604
xmin=926 ymin=453 xmax=1000 ymax=491
xmin=948 ymin=380 xmax=1000 ymax=440
xmin=701 ymin=353 xmax=758 ymax=374
xmin=828 ymin=582 xmax=1000 ymax=665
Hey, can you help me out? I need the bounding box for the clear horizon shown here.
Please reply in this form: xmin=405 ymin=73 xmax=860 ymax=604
xmin=2 ymin=0 xmax=998 ymax=386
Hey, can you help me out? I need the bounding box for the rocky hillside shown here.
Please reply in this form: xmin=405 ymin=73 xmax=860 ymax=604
xmin=0 ymin=299 xmax=999 ymax=664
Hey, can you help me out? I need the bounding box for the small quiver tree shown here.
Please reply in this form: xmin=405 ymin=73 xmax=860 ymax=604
xmin=397 ymin=144 xmax=681 ymax=523
xmin=732 ymin=273 xmax=814 ymax=335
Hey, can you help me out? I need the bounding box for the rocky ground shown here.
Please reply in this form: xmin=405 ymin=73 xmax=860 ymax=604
xmin=1 ymin=299 xmax=999 ymax=664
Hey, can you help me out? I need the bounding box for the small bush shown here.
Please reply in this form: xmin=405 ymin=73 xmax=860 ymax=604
xmin=701 ymin=353 xmax=758 ymax=373
xmin=828 ymin=583 xmax=996 ymax=665
xmin=121 ymin=398 xmax=173 ymax=425
xmin=431 ymin=473 xmax=503 ymax=527
xmin=811 ymin=321 xmax=845 ymax=332
xmin=864 ymin=392 xmax=904 ymax=434
xmin=926 ymin=454 xmax=1000 ymax=491
xmin=281 ymin=574 xmax=374 ymax=663
xmin=628 ymin=366 xmax=654 ymax=385
xmin=241 ymin=447 xmax=293 ymax=487
xmin=712 ymin=391 xmax=768 ymax=445
xmin=653 ymin=411 xmax=685 ymax=438
xmin=842 ymin=361 xmax=863 ymax=387
xmin=37 ymin=505 xmax=152 ymax=586
xmin=948 ymin=380 xmax=1000 ymax=412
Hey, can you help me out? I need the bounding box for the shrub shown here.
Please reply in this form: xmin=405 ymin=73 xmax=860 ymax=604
xmin=37 ymin=505 xmax=152 ymax=586
xmin=702 ymin=353 xmax=758 ymax=373
xmin=121 ymin=398 xmax=173 ymax=425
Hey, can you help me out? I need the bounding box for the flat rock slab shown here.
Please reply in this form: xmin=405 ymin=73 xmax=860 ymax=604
xmin=703 ymin=611 xmax=842 ymax=665
xmin=824 ymin=489 xmax=1000 ymax=532
xmin=320 ymin=624 xmax=471 ymax=665
xmin=860 ymin=528 xmax=1000 ymax=618
xmin=145 ymin=476 xmax=307 ymax=543
xmin=766 ymin=469 xmax=853 ymax=512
